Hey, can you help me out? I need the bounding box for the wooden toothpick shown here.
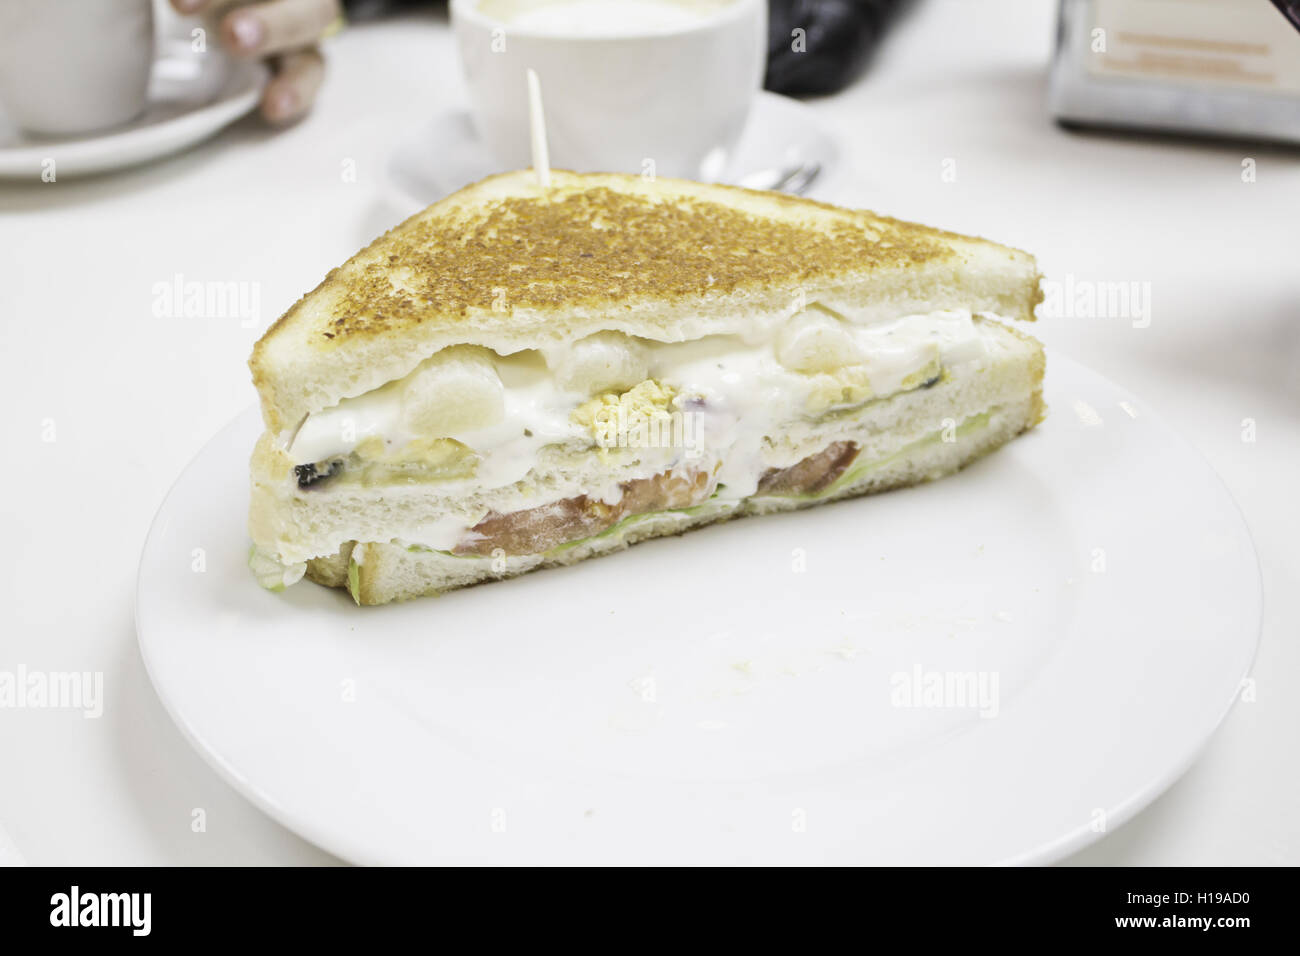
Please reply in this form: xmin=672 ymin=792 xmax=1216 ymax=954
xmin=527 ymin=68 xmax=551 ymax=188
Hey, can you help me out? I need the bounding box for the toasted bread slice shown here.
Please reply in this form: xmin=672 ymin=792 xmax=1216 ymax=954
xmin=250 ymin=170 xmax=1041 ymax=434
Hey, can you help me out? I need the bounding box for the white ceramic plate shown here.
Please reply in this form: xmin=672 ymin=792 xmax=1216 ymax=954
xmin=384 ymin=90 xmax=843 ymax=210
xmin=137 ymin=354 xmax=1260 ymax=865
xmin=0 ymin=41 xmax=265 ymax=180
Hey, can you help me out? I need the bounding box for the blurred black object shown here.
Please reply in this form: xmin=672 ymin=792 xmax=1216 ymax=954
xmin=342 ymin=0 xmax=431 ymax=19
xmin=341 ymin=0 xmax=908 ymax=96
xmin=765 ymin=0 xmax=908 ymax=96
xmin=1270 ymin=0 xmax=1300 ymax=31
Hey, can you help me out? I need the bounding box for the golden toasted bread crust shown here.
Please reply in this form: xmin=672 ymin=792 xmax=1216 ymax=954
xmin=250 ymin=171 xmax=1042 ymax=432
xmin=272 ymin=182 xmax=974 ymax=346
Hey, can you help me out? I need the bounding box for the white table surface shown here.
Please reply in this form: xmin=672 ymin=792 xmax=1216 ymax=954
xmin=1 ymin=0 xmax=1295 ymax=866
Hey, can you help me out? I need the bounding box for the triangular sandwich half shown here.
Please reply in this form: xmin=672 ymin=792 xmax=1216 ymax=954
xmin=248 ymin=171 xmax=1045 ymax=604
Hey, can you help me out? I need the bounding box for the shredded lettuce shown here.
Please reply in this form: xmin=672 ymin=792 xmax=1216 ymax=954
xmin=545 ymin=495 xmax=724 ymax=556
xmin=248 ymin=545 xmax=305 ymax=593
xmin=403 ymin=492 xmax=725 ymax=561
xmin=346 ymin=557 xmax=361 ymax=605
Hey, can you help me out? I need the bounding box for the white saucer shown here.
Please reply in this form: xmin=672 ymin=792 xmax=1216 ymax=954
xmin=137 ymin=354 xmax=1260 ymax=865
xmin=0 ymin=40 xmax=266 ymax=180
xmin=385 ymin=90 xmax=844 ymax=210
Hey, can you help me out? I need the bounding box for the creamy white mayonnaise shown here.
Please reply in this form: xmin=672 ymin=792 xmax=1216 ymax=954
xmin=286 ymin=308 xmax=989 ymax=501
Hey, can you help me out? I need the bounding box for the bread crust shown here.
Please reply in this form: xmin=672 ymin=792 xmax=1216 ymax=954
xmin=250 ymin=170 xmax=1043 ymax=432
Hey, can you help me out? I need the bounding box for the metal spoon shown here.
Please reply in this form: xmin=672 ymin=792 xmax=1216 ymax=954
xmin=736 ymin=159 xmax=822 ymax=195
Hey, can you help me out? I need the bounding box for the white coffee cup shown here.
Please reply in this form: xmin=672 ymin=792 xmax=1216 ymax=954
xmin=0 ymin=0 xmax=155 ymax=136
xmin=451 ymin=0 xmax=767 ymax=180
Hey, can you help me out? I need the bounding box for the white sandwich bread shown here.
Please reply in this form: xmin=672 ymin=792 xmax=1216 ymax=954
xmin=247 ymin=171 xmax=1045 ymax=605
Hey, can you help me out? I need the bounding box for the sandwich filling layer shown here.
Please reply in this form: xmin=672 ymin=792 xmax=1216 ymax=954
xmin=416 ymin=411 xmax=994 ymax=561
xmin=251 ymin=308 xmax=1037 ymax=578
xmin=285 ymin=306 xmax=983 ymax=484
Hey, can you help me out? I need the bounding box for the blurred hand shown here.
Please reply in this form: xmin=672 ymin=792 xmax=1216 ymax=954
xmin=170 ymin=0 xmax=341 ymax=125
